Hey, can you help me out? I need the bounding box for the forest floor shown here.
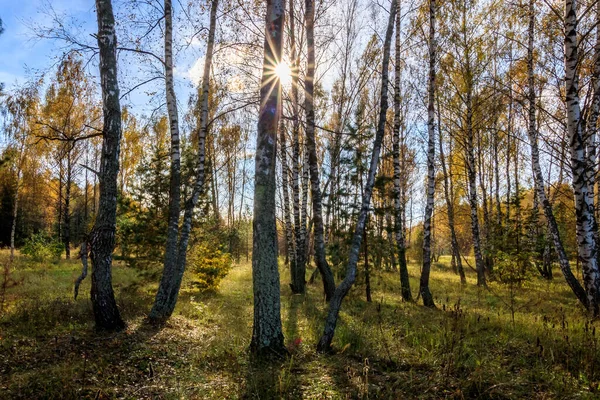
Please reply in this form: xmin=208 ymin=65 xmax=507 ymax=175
xmin=1 ymin=250 xmax=600 ymax=399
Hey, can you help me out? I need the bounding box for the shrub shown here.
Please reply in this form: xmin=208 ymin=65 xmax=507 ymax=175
xmin=187 ymin=239 xmax=232 ymax=292
xmin=21 ymin=233 xmax=64 ymax=262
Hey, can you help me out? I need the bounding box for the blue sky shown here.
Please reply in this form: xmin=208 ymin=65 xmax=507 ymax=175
xmin=0 ymin=0 xmax=95 ymax=84
xmin=0 ymin=0 xmax=203 ymax=117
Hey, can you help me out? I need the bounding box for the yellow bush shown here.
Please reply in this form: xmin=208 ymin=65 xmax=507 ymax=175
xmin=187 ymin=240 xmax=232 ymax=291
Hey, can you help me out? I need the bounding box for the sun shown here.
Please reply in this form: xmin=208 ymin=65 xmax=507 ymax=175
xmin=274 ymin=62 xmax=292 ymax=85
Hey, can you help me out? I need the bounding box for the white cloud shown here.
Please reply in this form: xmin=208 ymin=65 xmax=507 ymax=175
xmin=187 ymin=56 xmax=205 ymax=86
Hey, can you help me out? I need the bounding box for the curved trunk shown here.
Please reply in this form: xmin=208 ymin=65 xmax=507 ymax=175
xmin=526 ymin=0 xmax=587 ymax=307
xmin=149 ymin=0 xmax=183 ymax=321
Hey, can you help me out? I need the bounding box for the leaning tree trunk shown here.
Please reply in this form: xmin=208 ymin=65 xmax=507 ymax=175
xmin=317 ymin=0 xmax=397 ymax=353
xmin=420 ymin=0 xmax=436 ymax=308
xmin=565 ymin=0 xmax=600 ymax=315
xmin=149 ymin=0 xmax=219 ymax=322
xmin=89 ymin=0 xmax=125 ymax=331
xmin=526 ymin=0 xmax=587 ymax=308
xmin=393 ymin=4 xmax=412 ymax=302
xmin=250 ymin=0 xmax=287 ymax=357
xmin=304 ymin=0 xmax=336 ymax=300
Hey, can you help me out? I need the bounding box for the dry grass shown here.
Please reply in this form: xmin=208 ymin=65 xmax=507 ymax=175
xmin=0 ymin=250 xmax=599 ymax=399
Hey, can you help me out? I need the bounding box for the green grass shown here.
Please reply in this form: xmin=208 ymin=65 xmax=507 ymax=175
xmin=1 ymin=250 xmax=599 ymax=399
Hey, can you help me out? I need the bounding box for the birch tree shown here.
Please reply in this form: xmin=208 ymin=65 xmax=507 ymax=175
xmin=564 ymin=0 xmax=600 ymax=315
xmin=89 ymin=0 xmax=125 ymax=331
xmin=525 ymin=0 xmax=588 ymax=308
xmin=393 ymin=1 xmax=412 ymax=301
xmin=149 ymin=0 xmax=219 ymax=322
xmin=317 ymin=0 xmax=397 ymax=353
xmin=250 ymin=0 xmax=287 ymax=357
xmin=420 ymin=0 xmax=436 ymax=308
xmin=304 ymin=0 xmax=336 ymax=300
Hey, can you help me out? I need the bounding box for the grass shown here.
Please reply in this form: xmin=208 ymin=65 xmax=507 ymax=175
xmin=1 ymin=250 xmax=600 ymax=399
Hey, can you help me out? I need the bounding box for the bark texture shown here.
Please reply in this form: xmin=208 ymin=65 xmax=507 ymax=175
xmin=149 ymin=0 xmax=218 ymax=322
xmin=393 ymin=4 xmax=412 ymax=301
xmin=565 ymin=0 xmax=600 ymax=315
xmin=90 ymin=0 xmax=125 ymax=331
xmin=250 ymin=0 xmax=287 ymax=357
xmin=420 ymin=0 xmax=436 ymax=308
xmin=304 ymin=0 xmax=336 ymax=300
xmin=526 ymin=0 xmax=588 ymax=308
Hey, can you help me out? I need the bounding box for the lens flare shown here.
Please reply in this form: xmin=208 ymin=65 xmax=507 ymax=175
xmin=274 ymin=62 xmax=292 ymax=85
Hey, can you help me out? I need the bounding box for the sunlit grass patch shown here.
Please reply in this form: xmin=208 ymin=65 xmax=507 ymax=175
xmin=1 ymin=249 xmax=600 ymax=398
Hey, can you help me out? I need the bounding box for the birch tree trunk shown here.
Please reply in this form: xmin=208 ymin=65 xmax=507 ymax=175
xmin=393 ymin=4 xmax=412 ymax=301
xmin=438 ymin=101 xmax=466 ymax=284
xmin=150 ymin=0 xmax=183 ymax=323
xmin=304 ymin=0 xmax=336 ymax=300
xmin=526 ymin=0 xmax=588 ymax=308
xmin=89 ymin=0 xmax=125 ymax=331
xmin=461 ymin=9 xmax=486 ymax=286
xmin=586 ymin=0 xmax=600 ymax=268
xmin=317 ymin=0 xmax=397 ymax=352
xmin=149 ymin=0 xmax=219 ymax=322
xmin=289 ymin=0 xmax=306 ymax=293
xmin=565 ymin=0 xmax=600 ymax=315
xmin=280 ymin=119 xmax=296 ymax=272
xmin=250 ymin=0 xmax=287 ymax=357
xmin=420 ymin=0 xmax=436 ymax=308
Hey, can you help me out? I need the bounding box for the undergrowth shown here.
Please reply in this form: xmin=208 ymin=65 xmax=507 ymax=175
xmin=0 ymin=251 xmax=598 ymax=399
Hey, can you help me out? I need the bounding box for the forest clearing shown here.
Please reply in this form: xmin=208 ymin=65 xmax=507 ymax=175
xmin=4 ymin=0 xmax=600 ymax=398
xmin=1 ymin=249 xmax=598 ymax=399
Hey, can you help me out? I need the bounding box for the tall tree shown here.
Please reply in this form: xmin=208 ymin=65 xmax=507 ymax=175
xmin=250 ymin=0 xmax=287 ymax=357
xmin=304 ymin=0 xmax=336 ymax=300
xmin=393 ymin=1 xmax=412 ymax=301
xmin=317 ymin=0 xmax=397 ymax=353
xmin=149 ymin=0 xmax=219 ymax=322
xmin=525 ymin=0 xmax=588 ymax=308
xmin=565 ymin=0 xmax=600 ymax=315
xmin=420 ymin=0 xmax=436 ymax=308
xmin=289 ymin=0 xmax=307 ymax=294
xmin=89 ymin=0 xmax=125 ymax=331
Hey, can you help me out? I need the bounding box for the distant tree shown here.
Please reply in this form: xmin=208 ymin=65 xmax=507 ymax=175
xmin=38 ymin=55 xmax=101 ymax=259
xmin=2 ymin=84 xmax=40 ymax=262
